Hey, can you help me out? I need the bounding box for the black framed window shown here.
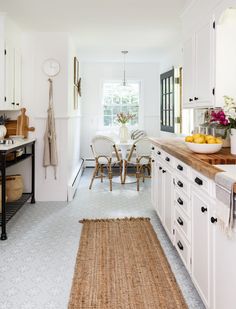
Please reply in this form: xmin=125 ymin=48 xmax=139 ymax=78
xmin=160 ymin=69 xmax=175 ymax=133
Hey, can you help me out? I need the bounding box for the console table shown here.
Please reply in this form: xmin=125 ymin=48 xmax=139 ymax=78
xmin=0 ymin=139 xmax=36 ymax=240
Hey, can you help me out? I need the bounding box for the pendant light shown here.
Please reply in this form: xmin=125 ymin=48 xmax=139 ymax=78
xmin=122 ymin=50 xmax=128 ymax=86
xmin=117 ymin=50 xmax=131 ymax=95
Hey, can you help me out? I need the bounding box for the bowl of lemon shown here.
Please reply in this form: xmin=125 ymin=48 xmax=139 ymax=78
xmin=185 ymin=134 xmax=223 ymax=154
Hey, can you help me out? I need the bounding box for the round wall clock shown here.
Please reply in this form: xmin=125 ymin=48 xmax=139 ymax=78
xmin=42 ymin=59 xmax=60 ymax=77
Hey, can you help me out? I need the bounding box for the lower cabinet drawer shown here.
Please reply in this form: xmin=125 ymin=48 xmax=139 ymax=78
xmin=175 ymin=205 xmax=191 ymax=242
xmin=174 ymin=189 xmax=191 ymax=218
xmin=175 ymin=228 xmax=191 ymax=273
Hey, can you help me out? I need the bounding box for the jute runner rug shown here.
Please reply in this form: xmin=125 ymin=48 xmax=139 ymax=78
xmin=68 ymin=218 xmax=188 ymax=309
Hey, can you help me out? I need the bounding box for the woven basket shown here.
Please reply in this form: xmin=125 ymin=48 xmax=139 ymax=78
xmin=0 ymin=175 xmax=24 ymax=204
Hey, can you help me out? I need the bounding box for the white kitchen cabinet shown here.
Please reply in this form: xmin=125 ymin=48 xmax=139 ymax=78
xmin=191 ymin=190 xmax=210 ymax=308
xmin=183 ymin=20 xmax=214 ymax=108
xmin=183 ymin=37 xmax=194 ymax=107
xmin=210 ymin=210 xmax=236 ymax=309
xmin=162 ymin=165 xmax=173 ymax=240
xmin=156 ymin=159 xmax=164 ymax=221
xmin=4 ymin=43 xmax=22 ymax=109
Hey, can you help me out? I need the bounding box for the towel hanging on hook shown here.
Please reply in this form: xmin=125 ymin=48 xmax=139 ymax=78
xmin=43 ymin=78 xmax=58 ymax=179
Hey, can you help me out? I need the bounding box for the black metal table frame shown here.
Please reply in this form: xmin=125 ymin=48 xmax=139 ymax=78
xmin=0 ymin=140 xmax=35 ymax=240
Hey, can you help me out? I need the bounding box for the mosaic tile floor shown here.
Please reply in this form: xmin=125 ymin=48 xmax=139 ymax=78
xmin=0 ymin=168 xmax=205 ymax=309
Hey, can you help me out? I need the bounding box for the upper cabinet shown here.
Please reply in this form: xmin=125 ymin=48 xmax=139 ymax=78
xmin=0 ymin=15 xmax=22 ymax=111
xmin=183 ymin=20 xmax=214 ymax=109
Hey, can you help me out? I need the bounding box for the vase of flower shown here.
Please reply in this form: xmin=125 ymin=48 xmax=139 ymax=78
xmin=116 ymin=112 xmax=135 ymax=143
xmin=119 ymin=124 xmax=129 ymax=143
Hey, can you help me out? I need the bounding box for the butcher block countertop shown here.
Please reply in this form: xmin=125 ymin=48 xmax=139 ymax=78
xmin=150 ymin=138 xmax=236 ymax=189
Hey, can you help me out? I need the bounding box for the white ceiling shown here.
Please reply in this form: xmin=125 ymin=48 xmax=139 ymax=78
xmin=0 ymin=0 xmax=188 ymax=61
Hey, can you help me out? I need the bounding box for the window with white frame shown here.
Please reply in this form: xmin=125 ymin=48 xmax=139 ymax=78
xmin=102 ymin=82 xmax=140 ymax=127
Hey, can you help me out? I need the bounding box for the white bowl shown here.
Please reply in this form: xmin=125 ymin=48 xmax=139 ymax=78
xmin=185 ymin=142 xmax=222 ymax=154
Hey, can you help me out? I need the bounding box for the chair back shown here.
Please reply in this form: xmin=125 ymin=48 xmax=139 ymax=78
xmin=134 ymin=137 xmax=151 ymax=157
xmin=91 ymin=135 xmax=115 ymax=159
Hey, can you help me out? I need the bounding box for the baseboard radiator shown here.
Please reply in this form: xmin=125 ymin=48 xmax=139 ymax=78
xmin=67 ymin=159 xmax=85 ymax=201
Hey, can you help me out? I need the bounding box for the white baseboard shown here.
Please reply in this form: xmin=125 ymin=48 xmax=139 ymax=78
xmin=84 ymin=158 xmax=95 ymax=167
xmin=67 ymin=159 xmax=84 ymax=201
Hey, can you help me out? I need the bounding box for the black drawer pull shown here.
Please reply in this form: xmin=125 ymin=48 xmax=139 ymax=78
xmin=194 ymin=97 xmax=199 ymax=101
xmin=162 ymin=170 xmax=166 ymax=174
xmin=189 ymin=98 xmax=193 ymax=102
xmin=177 ymin=241 xmax=184 ymax=250
xmin=152 ymin=147 xmax=154 ymax=150
xmin=177 ymin=217 xmax=184 ymax=226
xmin=177 ymin=164 xmax=183 ymax=171
xmin=195 ymin=177 xmax=203 ymax=185
xmin=152 ymin=159 xmax=155 ymax=163
xmin=177 ymin=197 xmax=183 ymax=205
xmin=211 ymin=217 xmax=217 ymax=224
xmin=201 ymin=207 xmax=207 ymax=213
xmin=165 ymin=157 xmax=170 ymax=162
xmin=157 ymin=151 xmax=161 ymax=155
xmin=159 ymin=166 xmax=162 ymax=170
xmin=177 ymin=181 xmax=183 ymax=188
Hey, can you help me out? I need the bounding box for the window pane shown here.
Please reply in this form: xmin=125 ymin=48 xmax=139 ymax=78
xmin=104 ymin=116 xmax=112 ymax=126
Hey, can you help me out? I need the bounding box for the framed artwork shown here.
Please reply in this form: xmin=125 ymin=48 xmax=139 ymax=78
xmin=74 ymin=57 xmax=79 ymax=86
xmin=73 ymin=57 xmax=81 ymax=109
xmin=74 ymin=85 xmax=78 ymax=110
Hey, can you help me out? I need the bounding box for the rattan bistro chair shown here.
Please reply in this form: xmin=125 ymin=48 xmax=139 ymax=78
xmin=124 ymin=137 xmax=151 ymax=191
xmin=89 ymin=135 xmax=122 ymax=191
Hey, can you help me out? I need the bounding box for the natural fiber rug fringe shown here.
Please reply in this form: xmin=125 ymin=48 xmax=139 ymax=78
xmin=79 ymin=217 xmax=150 ymax=223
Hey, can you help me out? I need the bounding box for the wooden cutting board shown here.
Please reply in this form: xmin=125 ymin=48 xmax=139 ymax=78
xmin=16 ymin=108 xmax=35 ymax=138
xmin=5 ymin=120 xmax=17 ymax=137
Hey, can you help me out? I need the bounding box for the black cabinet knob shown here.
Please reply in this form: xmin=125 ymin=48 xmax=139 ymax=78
xmin=157 ymin=151 xmax=161 ymax=155
xmin=177 ymin=217 xmax=184 ymax=226
xmin=162 ymin=170 xmax=166 ymax=174
xmin=201 ymin=207 xmax=207 ymax=213
xmin=152 ymin=147 xmax=154 ymax=150
xmin=177 ymin=241 xmax=184 ymax=250
xmin=194 ymin=97 xmax=199 ymax=101
xmin=159 ymin=167 xmax=162 ymax=170
xmin=177 ymin=197 xmax=183 ymax=205
xmin=177 ymin=164 xmax=183 ymax=171
xmin=177 ymin=180 xmax=183 ymax=188
xmin=152 ymin=159 xmax=155 ymax=163
xmin=165 ymin=157 xmax=170 ymax=162
xmin=11 ymin=102 xmax=15 ymax=105
xmin=195 ymin=177 xmax=203 ymax=186
xmin=189 ymin=98 xmax=193 ymax=102
xmin=211 ymin=217 xmax=217 ymax=224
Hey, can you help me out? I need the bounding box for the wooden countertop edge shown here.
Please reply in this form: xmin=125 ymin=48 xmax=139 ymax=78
xmin=149 ymin=137 xmax=236 ymax=193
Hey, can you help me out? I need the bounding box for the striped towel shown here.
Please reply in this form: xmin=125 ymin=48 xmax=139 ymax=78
xmin=215 ymin=172 xmax=236 ymax=235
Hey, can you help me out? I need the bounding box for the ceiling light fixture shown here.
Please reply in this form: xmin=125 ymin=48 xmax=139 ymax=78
xmin=121 ymin=50 xmax=128 ymax=86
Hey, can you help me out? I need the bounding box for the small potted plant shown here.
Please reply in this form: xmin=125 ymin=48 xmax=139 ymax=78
xmin=116 ymin=112 xmax=135 ymax=143
xmin=0 ymin=114 xmax=8 ymax=139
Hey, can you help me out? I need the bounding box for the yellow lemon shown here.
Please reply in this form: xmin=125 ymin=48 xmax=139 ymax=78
xmin=194 ymin=136 xmax=205 ymax=144
xmin=215 ymin=137 xmax=223 ymax=144
xmin=205 ymin=135 xmax=214 ymax=141
xmin=185 ymin=136 xmax=194 ymax=142
xmin=192 ymin=133 xmax=202 ymax=139
xmin=207 ymin=138 xmax=217 ymax=144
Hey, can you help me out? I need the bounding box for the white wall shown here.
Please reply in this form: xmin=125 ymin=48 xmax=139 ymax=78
xmin=80 ymin=62 xmax=160 ymax=159
xmin=20 ymin=32 xmax=82 ymax=201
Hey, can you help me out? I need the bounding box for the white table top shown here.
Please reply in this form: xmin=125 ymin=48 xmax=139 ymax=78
xmin=0 ymin=138 xmax=36 ymax=152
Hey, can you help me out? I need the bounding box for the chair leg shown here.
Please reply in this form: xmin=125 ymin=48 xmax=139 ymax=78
xmin=89 ymin=163 xmax=99 ymax=189
xmin=120 ymin=160 xmax=123 ymax=184
xmin=108 ymin=162 xmax=112 ymax=191
xmin=123 ymin=160 xmax=127 ymax=184
xmin=136 ymin=164 xmax=140 ymax=191
xmin=142 ymin=165 xmax=145 ymax=182
xmin=101 ymin=165 xmax=103 ymax=182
